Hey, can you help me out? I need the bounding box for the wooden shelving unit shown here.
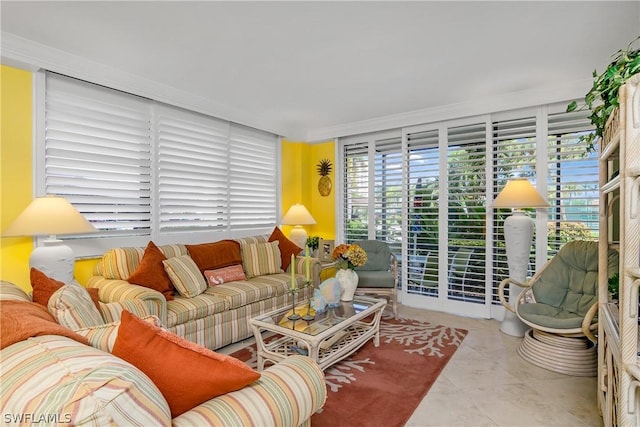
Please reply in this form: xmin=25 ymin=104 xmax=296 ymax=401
xmin=598 ymin=74 xmax=640 ymax=426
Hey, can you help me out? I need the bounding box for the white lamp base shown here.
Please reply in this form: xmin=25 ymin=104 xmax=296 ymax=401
xmin=30 ymin=238 xmax=75 ymax=283
xmin=289 ymin=226 xmax=307 ymax=252
xmin=499 ymin=210 xmax=533 ymax=337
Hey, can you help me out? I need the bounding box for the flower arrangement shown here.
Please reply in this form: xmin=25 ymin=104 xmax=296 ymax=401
xmin=332 ymin=243 xmax=368 ymax=270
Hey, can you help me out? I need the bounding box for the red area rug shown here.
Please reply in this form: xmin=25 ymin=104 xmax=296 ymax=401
xmin=232 ymin=314 xmax=467 ymax=427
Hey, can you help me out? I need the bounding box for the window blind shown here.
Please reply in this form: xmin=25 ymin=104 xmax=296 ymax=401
xmin=490 ymin=114 xmax=538 ymax=302
xmin=546 ymin=109 xmax=598 ymax=255
xmin=342 ymin=141 xmax=370 ymax=242
xmin=45 ymin=74 xmax=152 ymax=237
xmin=157 ymin=106 xmax=230 ymax=231
xmin=228 ymin=124 xmax=278 ymax=230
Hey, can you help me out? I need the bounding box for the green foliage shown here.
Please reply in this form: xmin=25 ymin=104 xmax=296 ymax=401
xmin=306 ymin=236 xmax=320 ymax=251
xmin=567 ymin=37 xmax=640 ymax=153
xmin=546 ymin=222 xmax=594 ymax=244
xmin=609 ymin=272 xmax=620 ymax=301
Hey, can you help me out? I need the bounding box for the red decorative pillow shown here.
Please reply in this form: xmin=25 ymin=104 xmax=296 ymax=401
xmin=127 ymin=241 xmax=175 ymax=301
xmin=30 ymin=268 xmax=65 ymax=306
xmin=186 ymin=240 xmax=242 ymax=273
xmin=31 ymin=267 xmax=101 ymax=310
xmin=0 ymin=300 xmax=89 ymax=350
xmin=268 ymin=226 xmax=302 ymax=271
xmin=112 ymin=311 xmax=260 ymax=417
xmin=204 ymin=265 xmax=247 ymax=286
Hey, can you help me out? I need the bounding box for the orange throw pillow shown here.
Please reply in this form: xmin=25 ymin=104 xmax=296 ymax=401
xmin=30 ymin=268 xmax=65 ymax=306
xmin=31 ymin=267 xmax=101 ymax=310
xmin=0 ymin=300 xmax=89 ymax=350
xmin=127 ymin=241 xmax=175 ymax=301
xmin=186 ymin=240 xmax=242 ymax=273
xmin=112 ymin=311 xmax=260 ymax=417
xmin=268 ymin=226 xmax=302 ymax=270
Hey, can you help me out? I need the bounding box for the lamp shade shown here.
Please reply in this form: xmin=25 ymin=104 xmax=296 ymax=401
xmin=281 ymin=204 xmax=316 ymax=226
xmin=3 ymin=196 xmax=96 ymax=237
xmin=493 ymin=178 xmax=549 ymax=209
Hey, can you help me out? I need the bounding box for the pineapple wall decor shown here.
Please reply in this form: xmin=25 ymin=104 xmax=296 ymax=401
xmin=316 ymin=159 xmax=332 ymax=197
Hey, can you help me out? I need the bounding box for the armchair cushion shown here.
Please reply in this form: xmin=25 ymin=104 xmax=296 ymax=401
xmin=354 ymin=240 xmax=392 ymax=271
xmin=517 ymin=303 xmax=586 ymax=330
xmin=356 ymin=270 xmax=396 ymax=288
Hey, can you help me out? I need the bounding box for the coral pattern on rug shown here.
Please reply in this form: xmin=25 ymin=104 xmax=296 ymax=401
xmin=232 ymin=313 xmax=467 ymax=427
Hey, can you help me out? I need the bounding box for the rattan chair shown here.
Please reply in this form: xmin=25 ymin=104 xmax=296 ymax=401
xmin=498 ymin=240 xmax=619 ymax=376
xmin=353 ymin=240 xmax=398 ymax=319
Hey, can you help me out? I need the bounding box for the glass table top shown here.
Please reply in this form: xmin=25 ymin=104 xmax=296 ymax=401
xmin=254 ymin=296 xmax=379 ymax=337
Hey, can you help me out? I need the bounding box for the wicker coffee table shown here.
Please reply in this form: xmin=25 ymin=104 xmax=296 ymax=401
xmin=250 ymin=295 xmax=386 ymax=371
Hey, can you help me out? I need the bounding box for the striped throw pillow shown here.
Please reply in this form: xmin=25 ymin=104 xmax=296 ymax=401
xmin=163 ymin=255 xmax=207 ymax=298
xmin=48 ymin=284 xmax=104 ymax=330
xmin=241 ymin=241 xmax=282 ymax=279
xmin=102 ymin=247 xmax=145 ymax=280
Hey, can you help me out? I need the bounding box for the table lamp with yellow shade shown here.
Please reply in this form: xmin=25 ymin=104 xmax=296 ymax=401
xmin=3 ymin=195 xmax=96 ymax=283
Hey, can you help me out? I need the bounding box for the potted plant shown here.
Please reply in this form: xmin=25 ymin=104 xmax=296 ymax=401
xmin=567 ymin=37 xmax=640 ymax=152
xmin=306 ymin=235 xmax=320 ymax=256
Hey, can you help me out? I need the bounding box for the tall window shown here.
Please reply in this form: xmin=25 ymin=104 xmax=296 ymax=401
xmin=340 ymin=104 xmax=597 ymax=313
xmin=42 ymin=72 xmax=278 ymax=256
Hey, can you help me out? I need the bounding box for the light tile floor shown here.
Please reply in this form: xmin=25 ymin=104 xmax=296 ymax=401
xmin=221 ymin=304 xmax=603 ymax=427
xmin=400 ymin=305 xmax=603 ymax=427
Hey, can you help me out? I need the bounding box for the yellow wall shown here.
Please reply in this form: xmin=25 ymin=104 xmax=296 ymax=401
xmin=1 ymin=66 xmax=34 ymax=292
xmin=0 ymin=65 xmax=337 ymax=291
xmin=281 ymin=140 xmax=336 ymax=241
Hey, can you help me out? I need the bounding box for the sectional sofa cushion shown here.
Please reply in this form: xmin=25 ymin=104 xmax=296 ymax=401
xmin=0 ymin=300 xmax=90 ymax=349
xmin=48 ymin=284 xmax=105 ymax=330
xmin=186 ymin=240 xmax=242 ymax=273
xmin=2 ymin=335 xmax=172 ymax=426
xmin=268 ymin=226 xmax=302 ymax=270
xmin=163 ymin=255 xmax=208 ymax=298
xmin=113 ymin=311 xmax=260 ymax=418
xmin=241 ymin=241 xmax=282 ymax=279
xmin=127 ymin=241 xmax=175 ymax=301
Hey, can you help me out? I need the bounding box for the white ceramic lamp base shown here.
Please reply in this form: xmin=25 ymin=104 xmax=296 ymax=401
xmin=30 ymin=238 xmax=75 ymax=283
xmin=499 ymin=210 xmax=533 ymax=337
xmin=288 ymin=226 xmax=307 ymax=252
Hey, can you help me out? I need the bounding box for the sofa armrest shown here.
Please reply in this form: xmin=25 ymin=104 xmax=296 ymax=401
xmin=87 ymin=276 xmax=167 ymax=325
xmin=289 ymin=256 xmax=322 ymax=287
xmin=99 ymin=299 xmax=157 ymax=323
xmin=172 ymin=355 xmax=326 ymax=427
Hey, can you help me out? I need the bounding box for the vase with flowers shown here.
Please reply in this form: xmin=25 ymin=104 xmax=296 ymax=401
xmin=332 ymin=243 xmax=368 ymax=301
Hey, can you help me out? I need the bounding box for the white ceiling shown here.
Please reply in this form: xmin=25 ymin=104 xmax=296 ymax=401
xmin=2 ymin=1 xmax=639 ymax=140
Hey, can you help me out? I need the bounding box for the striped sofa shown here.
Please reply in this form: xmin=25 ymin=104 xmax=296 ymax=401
xmin=0 ymin=283 xmax=327 ymax=427
xmin=87 ymin=235 xmax=322 ymax=350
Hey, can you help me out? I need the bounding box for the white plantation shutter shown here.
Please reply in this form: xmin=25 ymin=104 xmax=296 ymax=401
xmin=42 ymin=72 xmax=278 ymax=253
xmin=446 ymin=122 xmax=487 ymax=303
xmin=45 ymin=73 xmax=152 ymax=237
xmin=405 ymin=127 xmax=440 ymax=297
xmin=342 ymin=140 xmax=370 ymax=242
xmin=546 ymin=108 xmax=598 ymax=255
xmin=228 ymin=124 xmax=278 ymax=230
xmin=490 ymin=113 xmax=538 ymax=302
xmin=373 ymin=136 xmax=402 ymax=248
xmin=157 ymin=106 xmax=230 ymax=231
